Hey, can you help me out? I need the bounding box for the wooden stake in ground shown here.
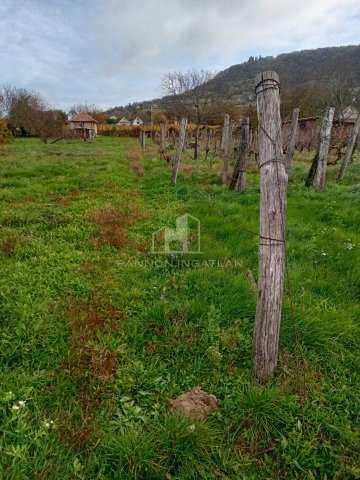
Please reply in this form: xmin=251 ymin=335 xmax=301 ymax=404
xmin=229 ymin=117 xmax=249 ymax=191
xmin=160 ymin=123 xmax=166 ymax=153
xmin=204 ymin=127 xmax=210 ymax=161
xmin=314 ymin=107 xmax=335 ymax=192
xmin=252 ymin=71 xmax=288 ymax=378
xmin=285 ymin=108 xmax=299 ymax=173
xmin=237 ymin=117 xmax=250 ymax=192
xmin=139 ymin=129 xmax=146 ymax=151
xmin=222 ymin=114 xmax=231 ymax=185
xmin=338 ymin=114 xmax=360 ymax=179
xmin=171 ymin=118 xmax=187 ymax=185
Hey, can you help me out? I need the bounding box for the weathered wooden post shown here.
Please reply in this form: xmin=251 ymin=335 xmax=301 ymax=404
xmin=252 ymin=71 xmax=288 ymax=378
xmin=229 ymin=117 xmax=249 ymax=191
xmin=194 ymin=126 xmax=200 ymax=160
xmin=139 ymin=129 xmax=146 ymax=151
xmin=314 ymin=107 xmax=335 ymax=192
xmin=338 ymin=114 xmax=360 ymax=179
xmin=254 ymin=130 xmax=259 ymax=167
xmin=204 ymin=127 xmax=210 ymax=161
xmin=285 ymin=108 xmax=299 ymax=173
xmin=160 ymin=123 xmax=166 ymax=153
xmin=171 ymin=118 xmax=187 ymax=185
xmin=222 ymin=114 xmax=231 ymax=185
xmin=237 ymin=117 xmax=249 ymax=192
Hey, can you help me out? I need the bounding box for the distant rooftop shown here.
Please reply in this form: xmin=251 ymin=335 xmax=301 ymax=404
xmin=71 ymin=112 xmax=98 ymax=123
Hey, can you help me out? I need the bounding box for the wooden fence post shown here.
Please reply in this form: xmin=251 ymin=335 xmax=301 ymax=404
xmin=139 ymin=129 xmax=146 ymax=151
xmin=237 ymin=117 xmax=250 ymax=192
xmin=254 ymin=130 xmax=259 ymax=167
xmin=160 ymin=123 xmax=166 ymax=153
xmin=314 ymin=107 xmax=335 ymax=192
xmin=204 ymin=127 xmax=210 ymax=161
xmin=285 ymin=108 xmax=299 ymax=173
xmin=222 ymin=114 xmax=231 ymax=185
xmin=194 ymin=126 xmax=200 ymax=160
xmin=338 ymin=114 xmax=360 ymax=179
xmin=171 ymin=118 xmax=187 ymax=185
xmin=252 ymin=71 xmax=288 ymax=378
xmin=229 ymin=117 xmax=249 ymax=191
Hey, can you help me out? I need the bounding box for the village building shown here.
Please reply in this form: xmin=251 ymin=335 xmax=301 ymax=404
xmin=117 ymin=117 xmax=131 ymax=126
xmin=68 ymin=112 xmax=98 ymax=139
xmin=282 ymin=116 xmax=320 ymax=152
xmin=338 ymin=105 xmax=359 ymax=125
xmin=132 ymin=116 xmax=144 ymax=126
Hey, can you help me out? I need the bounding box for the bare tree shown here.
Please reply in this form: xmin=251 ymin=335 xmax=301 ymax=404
xmin=161 ymin=69 xmax=229 ymax=159
xmin=0 ymin=85 xmax=65 ymax=143
xmin=328 ymin=61 xmax=354 ymax=120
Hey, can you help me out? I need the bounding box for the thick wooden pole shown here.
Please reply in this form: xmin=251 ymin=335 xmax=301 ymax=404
xmin=222 ymin=114 xmax=231 ymax=185
xmin=314 ymin=107 xmax=335 ymax=192
xmin=285 ymin=108 xmax=299 ymax=173
xmin=338 ymin=114 xmax=360 ymax=179
xmin=253 ymin=71 xmax=288 ymax=378
xmin=171 ymin=118 xmax=187 ymax=185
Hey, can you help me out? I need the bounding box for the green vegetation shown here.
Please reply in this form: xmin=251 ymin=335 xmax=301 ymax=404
xmin=211 ymin=45 xmax=360 ymax=103
xmin=0 ymin=138 xmax=359 ymax=479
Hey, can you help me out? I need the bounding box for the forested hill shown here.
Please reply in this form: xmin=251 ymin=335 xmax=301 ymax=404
xmin=211 ymin=45 xmax=360 ymax=102
xmin=107 ymin=45 xmax=360 ymax=115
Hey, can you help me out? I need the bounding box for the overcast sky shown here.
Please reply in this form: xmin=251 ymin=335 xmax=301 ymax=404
xmin=1 ymin=0 xmax=360 ymax=111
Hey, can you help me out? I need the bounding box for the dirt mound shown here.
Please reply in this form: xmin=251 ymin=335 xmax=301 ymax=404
xmin=169 ymin=387 xmax=218 ymax=420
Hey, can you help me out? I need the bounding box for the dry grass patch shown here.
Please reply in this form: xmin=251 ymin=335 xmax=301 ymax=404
xmin=58 ymin=292 xmax=123 ymax=450
xmin=64 ymin=290 xmax=123 ymax=380
xmin=132 ymin=163 xmax=145 ymax=177
xmin=92 ymin=204 xmax=147 ymax=250
xmin=127 ymin=148 xmax=145 ymax=178
xmin=0 ymin=234 xmax=23 ymax=256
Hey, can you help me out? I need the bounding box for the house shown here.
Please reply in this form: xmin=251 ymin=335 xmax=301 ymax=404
xmin=282 ymin=116 xmax=320 ymax=152
xmin=68 ymin=112 xmax=98 ymax=139
xmin=117 ymin=117 xmax=131 ymax=126
xmin=132 ymin=117 xmax=144 ymax=126
xmin=338 ymin=105 xmax=359 ymax=125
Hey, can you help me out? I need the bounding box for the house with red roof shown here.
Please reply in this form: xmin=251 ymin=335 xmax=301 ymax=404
xmin=68 ymin=112 xmax=98 ymax=139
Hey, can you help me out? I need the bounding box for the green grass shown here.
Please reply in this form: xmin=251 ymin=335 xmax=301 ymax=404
xmin=0 ymin=137 xmax=359 ymax=479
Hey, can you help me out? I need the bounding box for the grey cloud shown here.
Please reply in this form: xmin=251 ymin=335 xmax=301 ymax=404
xmin=1 ymin=0 xmax=359 ymax=109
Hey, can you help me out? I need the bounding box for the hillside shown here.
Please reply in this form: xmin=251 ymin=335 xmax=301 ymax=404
xmin=107 ymin=45 xmax=360 ymax=116
xmin=211 ymin=45 xmax=360 ymax=102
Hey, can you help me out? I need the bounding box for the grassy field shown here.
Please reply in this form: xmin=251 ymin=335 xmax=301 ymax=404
xmin=0 ymin=137 xmax=359 ymax=479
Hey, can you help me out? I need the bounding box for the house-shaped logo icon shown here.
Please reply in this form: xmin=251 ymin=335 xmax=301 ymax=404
xmin=151 ymin=214 xmax=201 ymax=254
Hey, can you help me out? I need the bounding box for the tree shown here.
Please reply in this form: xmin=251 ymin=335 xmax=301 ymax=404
xmin=31 ymin=109 xmax=64 ymax=144
xmin=0 ymin=85 xmax=65 ymax=143
xmin=281 ymin=82 xmax=329 ymax=119
xmin=328 ymin=59 xmax=356 ymax=119
xmin=161 ymin=69 xmax=231 ymax=159
xmin=0 ymin=119 xmax=13 ymax=145
xmin=153 ymin=113 xmax=168 ymax=125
